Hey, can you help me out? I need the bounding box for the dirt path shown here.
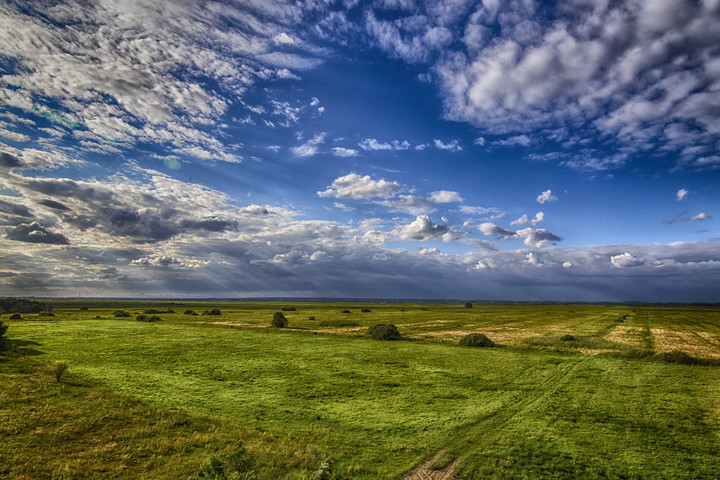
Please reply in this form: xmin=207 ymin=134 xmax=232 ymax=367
xmin=402 ymin=451 xmax=459 ymax=480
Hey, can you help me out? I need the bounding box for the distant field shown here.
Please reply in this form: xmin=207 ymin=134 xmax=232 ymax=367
xmin=2 ymin=301 xmax=720 ymax=479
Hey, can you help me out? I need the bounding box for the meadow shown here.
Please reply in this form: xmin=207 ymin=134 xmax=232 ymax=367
xmin=2 ymin=300 xmax=720 ymax=479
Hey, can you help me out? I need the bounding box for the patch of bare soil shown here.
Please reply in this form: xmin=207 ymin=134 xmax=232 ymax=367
xmin=403 ymin=451 xmax=459 ymax=480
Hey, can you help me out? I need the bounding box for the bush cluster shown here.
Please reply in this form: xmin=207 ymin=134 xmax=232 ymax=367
xmin=459 ymin=333 xmax=495 ymax=347
xmin=113 ymin=310 xmax=131 ymax=318
xmin=136 ymin=315 xmax=162 ymax=322
xmin=367 ymin=323 xmax=401 ymax=340
xmin=0 ymin=298 xmax=46 ymax=314
xmin=202 ymin=309 xmax=222 ymax=316
xmin=360 ymin=308 xmax=371 ymax=313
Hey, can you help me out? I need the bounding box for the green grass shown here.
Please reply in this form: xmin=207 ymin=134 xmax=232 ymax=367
xmin=2 ymin=301 xmax=720 ymax=479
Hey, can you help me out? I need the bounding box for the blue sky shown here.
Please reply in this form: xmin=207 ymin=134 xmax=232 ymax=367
xmin=0 ymin=0 xmax=718 ymax=301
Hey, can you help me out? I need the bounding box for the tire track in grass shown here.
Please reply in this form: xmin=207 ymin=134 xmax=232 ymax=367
xmin=403 ymin=355 xmax=589 ymax=479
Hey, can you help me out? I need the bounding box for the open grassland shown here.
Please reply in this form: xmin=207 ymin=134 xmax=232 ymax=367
xmin=2 ymin=301 xmax=720 ymax=479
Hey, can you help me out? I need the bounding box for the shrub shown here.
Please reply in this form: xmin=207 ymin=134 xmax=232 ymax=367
xmin=9 ymin=313 xmax=22 ymax=320
xmin=202 ymin=309 xmax=222 ymax=316
xmin=137 ymin=315 xmax=162 ymax=322
xmin=654 ymin=350 xmax=703 ymax=365
xmin=310 ymin=459 xmax=333 ymax=480
xmin=53 ymin=361 xmax=69 ymax=382
xmin=281 ymin=307 xmax=296 ymax=311
xmin=464 ymin=302 xmax=473 ymax=309
xmin=38 ymin=311 xmax=55 ymax=316
xmin=459 ymin=333 xmax=496 ymax=347
xmin=79 ymin=306 xmax=89 ymax=311
xmin=144 ymin=309 xmax=161 ymax=314
xmin=368 ymin=323 xmax=401 ymax=340
xmin=361 ymin=308 xmax=371 ymax=313
xmin=341 ymin=310 xmax=351 ymax=314
xmin=113 ymin=310 xmax=131 ymax=318
xmin=0 ymin=319 xmax=7 ymax=339
xmin=184 ymin=310 xmax=196 ymax=315
xmin=272 ymin=312 xmax=288 ymax=328
xmin=319 ymin=320 xmax=359 ymax=327
xmin=0 ymin=298 xmax=45 ymax=314
xmin=308 ymin=316 xmax=316 ymax=321
xmin=560 ymin=334 xmax=575 ymax=341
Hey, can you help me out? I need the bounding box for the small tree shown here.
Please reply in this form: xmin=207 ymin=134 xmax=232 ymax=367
xmin=272 ymin=312 xmax=288 ymax=328
xmin=53 ymin=361 xmax=69 ymax=382
xmin=0 ymin=319 xmax=7 ymax=341
xmin=464 ymin=302 xmax=473 ymax=309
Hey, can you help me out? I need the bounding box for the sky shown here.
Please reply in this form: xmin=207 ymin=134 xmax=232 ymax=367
xmin=0 ymin=0 xmax=718 ymax=302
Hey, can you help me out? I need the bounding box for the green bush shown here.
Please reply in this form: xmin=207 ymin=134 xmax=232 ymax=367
xmin=52 ymin=361 xmax=69 ymax=382
xmin=192 ymin=442 xmax=256 ymax=480
xmin=361 ymin=308 xmax=371 ymax=313
xmin=308 ymin=316 xmax=316 ymax=321
xmin=113 ymin=310 xmax=131 ymax=318
xmin=367 ymin=323 xmax=401 ymax=340
xmin=184 ymin=310 xmax=196 ymax=315
xmin=272 ymin=312 xmax=288 ymax=328
xmin=341 ymin=310 xmax=351 ymax=314
xmin=560 ymin=334 xmax=575 ymax=341
xmin=0 ymin=319 xmax=7 ymax=339
xmin=203 ymin=309 xmax=222 ymax=316
xmin=464 ymin=302 xmax=473 ymax=309
xmin=38 ymin=311 xmax=55 ymax=316
xmin=9 ymin=313 xmax=22 ymax=320
xmin=79 ymin=306 xmax=89 ymax=311
xmin=136 ymin=315 xmax=162 ymax=322
xmin=654 ymin=350 xmax=703 ymax=365
xmin=281 ymin=307 xmax=296 ymax=311
xmin=459 ymin=333 xmax=496 ymax=347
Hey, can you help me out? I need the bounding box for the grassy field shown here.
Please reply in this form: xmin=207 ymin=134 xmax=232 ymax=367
xmin=2 ymin=301 xmax=720 ymax=479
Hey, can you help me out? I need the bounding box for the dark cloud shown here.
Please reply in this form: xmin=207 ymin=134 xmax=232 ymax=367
xmin=0 ymin=151 xmax=23 ymax=168
xmin=39 ymin=199 xmax=70 ymax=211
xmin=6 ymin=221 xmax=69 ymax=244
xmin=0 ymin=199 xmax=32 ymax=218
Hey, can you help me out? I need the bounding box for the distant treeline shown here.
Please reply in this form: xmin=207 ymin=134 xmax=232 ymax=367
xmin=0 ymin=298 xmax=49 ymax=314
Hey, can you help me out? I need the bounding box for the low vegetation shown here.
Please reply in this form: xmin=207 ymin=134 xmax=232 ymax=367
xmin=458 ymin=333 xmax=495 ymax=347
xmin=2 ymin=301 xmax=720 ymax=479
xmin=318 ymin=320 xmax=359 ymax=327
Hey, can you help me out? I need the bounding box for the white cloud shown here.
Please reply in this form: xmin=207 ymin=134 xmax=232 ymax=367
xmin=536 ymin=190 xmax=558 ymax=204
xmin=428 ymin=190 xmax=463 ymax=203
xmin=676 ymin=188 xmax=689 ymax=201
xmin=610 ymin=252 xmax=644 ymax=268
xmin=0 ymin=128 xmax=31 ymax=142
xmin=494 ymin=135 xmax=531 ymax=147
xmin=292 ymin=132 xmax=326 ymax=157
xmin=358 ymin=138 xmax=410 ymax=151
xmin=562 ymin=261 xmax=573 ymax=268
xmin=473 ymin=136 xmax=486 ymax=146
xmin=689 ymin=212 xmax=711 ymax=221
xmin=510 ymin=211 xmax=544 ymax=227
xmin=273 ymin=32 xmax=296 ymax=45
xmin=398 ymin=215 xmax=449 ymax=241
xmin=460 ymin=205 xmax=501 ymax=216
xmin=332 ymin=147 xmax=359 ymax=157
xmin=478 ymin=222 xmax=515 ymax=238
xmin=318 ymin=173 xmax=403 ymax=199
xmin=433 ymin=139 xmax=463 ymax=152
xmin=515 ymin=228 xmax=562 ymax=248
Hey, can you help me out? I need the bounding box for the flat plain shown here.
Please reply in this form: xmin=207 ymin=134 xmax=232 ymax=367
xmin=2 ymin=301 xmax=720 ymax=479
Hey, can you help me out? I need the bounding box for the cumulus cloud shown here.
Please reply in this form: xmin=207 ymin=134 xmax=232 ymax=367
xmin=536 ymin=190 xmax=558 ymax=204
xmin=398 ymin=215 xmax=449 ymax=241
xmin=318 ymin=173 xmax=403 ymax=199
xmin=6 ymin=222 xmax=69 ymax=244
xmin=610 ymin=252 xmax=644 ymax=268
xmin=676 ymin=188 xmax=689 ymax=201
xmin=515 ymin=228 xmax=562 ymax=248
xmin=510 ymin=211 xmax=544 ymax=227
xmin=478 ymin=222 xmax=515 ymax=238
